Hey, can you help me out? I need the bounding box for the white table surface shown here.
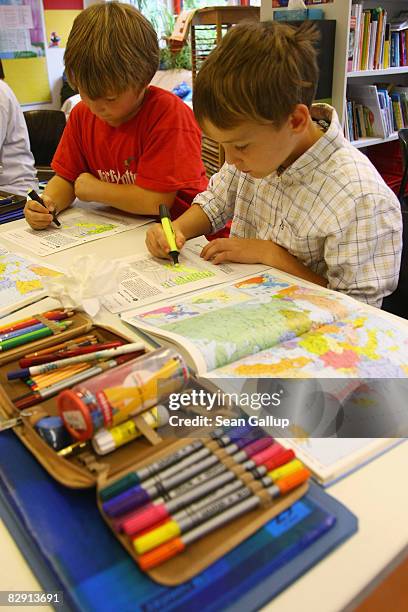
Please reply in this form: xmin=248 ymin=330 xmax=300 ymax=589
xmin=0 ymin=215 xmax=407 ymax=612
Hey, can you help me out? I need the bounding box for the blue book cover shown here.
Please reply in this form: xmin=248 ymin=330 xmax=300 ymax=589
xmin=0 ymin=432 xmax=357 ymax=612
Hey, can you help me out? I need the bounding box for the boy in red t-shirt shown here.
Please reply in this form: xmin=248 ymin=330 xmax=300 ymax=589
xmin=24 ymin=2 xmax=207 ymax=230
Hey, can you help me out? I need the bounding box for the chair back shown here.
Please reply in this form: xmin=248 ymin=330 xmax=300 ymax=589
xmin=23 ymin=110 xmax=66 ymax=167
xmin=397 ymin=128 xmax=408 ymax=204
xmin=382 ymin=129 xmax=408 ymax=319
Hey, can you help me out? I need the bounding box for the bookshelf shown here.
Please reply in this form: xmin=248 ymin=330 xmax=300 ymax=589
xmin=262 ymin=0 xmax=408 ymax=149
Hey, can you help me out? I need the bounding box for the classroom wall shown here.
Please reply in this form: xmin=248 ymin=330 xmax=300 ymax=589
xmin=7 ymin=0 xmax=84 ymax=111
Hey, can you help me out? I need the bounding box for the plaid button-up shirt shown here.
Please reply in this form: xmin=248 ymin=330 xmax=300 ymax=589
xmin=195 ymin=104 xmax=402 ymax=308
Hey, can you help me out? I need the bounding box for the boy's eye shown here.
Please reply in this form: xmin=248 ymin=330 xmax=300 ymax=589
xmin=235 ymin=144 xmax=248 ymax=152
xmin=105 ymin=97 xmax=117 ymax=102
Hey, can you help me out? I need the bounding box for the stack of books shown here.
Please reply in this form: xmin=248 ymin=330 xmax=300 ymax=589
xmin=349 ymin=5 xmax=408 ymax=72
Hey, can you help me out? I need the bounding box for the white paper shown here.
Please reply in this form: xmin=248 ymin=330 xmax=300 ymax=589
xmin=0 ymin=248 xmax=62 ymax=318
xmin=103 ymin=237 xmax=270 ymax=313
xmin=0 ymin=29 xmax=31 ymax=53
xmin=0 ymin=6 xmax=33 ymax=29
xmin=2 ymin=202 xmax=153 ymax=257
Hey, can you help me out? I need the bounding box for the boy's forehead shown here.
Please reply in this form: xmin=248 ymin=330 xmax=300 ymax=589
xmin=202 ymin=120 xmax=256 ymax=144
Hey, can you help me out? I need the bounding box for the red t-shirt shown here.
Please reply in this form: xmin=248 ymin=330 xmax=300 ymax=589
xmin=52 ymin=86 xmax=208 ymax=218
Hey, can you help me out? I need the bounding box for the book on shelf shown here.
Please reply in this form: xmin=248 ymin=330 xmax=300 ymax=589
xmin=348 ymin=14 xmax=357 ymax=72
xmin=347 ymin=4 xmax=408 ymax=71
xmin=345 ymin=81 xmax=408 ymax=141
xmin=121 ymin=270 xmax=408 ymax=381
xmin=347 ymin=83 xmax=388 ymax=138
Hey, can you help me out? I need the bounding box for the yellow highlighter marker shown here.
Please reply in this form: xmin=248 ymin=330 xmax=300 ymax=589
xmin=159 ymin=204 xmax=179 ymax=266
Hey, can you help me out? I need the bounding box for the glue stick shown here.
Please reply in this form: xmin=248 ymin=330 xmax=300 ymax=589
xmin=92 ymin=405 xmax=169 ymax=455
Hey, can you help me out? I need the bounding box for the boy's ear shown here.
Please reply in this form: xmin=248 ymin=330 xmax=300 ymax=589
xmin=289 ymin=104 xmax=310 ymax=132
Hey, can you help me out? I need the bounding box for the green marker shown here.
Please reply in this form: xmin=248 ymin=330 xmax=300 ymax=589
xmin=159 ymin=204 xmax=179 ymax=266
xmin=0 ymin=321 xmax=72 ymax=351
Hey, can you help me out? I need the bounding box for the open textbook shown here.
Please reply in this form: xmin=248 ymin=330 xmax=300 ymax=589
xmin=1 ymin=200 xmax=153 ymax=256
xmin=0 ymin=247 xmax=62 ymax=317
xmin=122 ymin=270 xmax=408 ymax=378
xmin=122 ymin=271 xmax=408 ymax=485
xmin=103 ymin=238 xmax=270 ymax=313
xmin=276 ymin=438 xmax=405 ymax=486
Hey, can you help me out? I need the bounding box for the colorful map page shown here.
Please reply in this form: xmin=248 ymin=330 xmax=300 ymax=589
xmin=215 ymin=312 xmax=408 ymax=378
xmin=0 ymin=252 xmax=61 ymax=316
xmin=128 ymin=274 xmax=354 ymax=371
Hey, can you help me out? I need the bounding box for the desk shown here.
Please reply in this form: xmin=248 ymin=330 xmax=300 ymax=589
xmin=0 ymin=216 xmax=407 ymax=612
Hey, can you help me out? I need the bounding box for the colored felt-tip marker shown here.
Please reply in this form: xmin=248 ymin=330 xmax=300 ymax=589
xmin=102 ymin=449 xmax=218 ymax=517
xmin=137 ymin=468 xmax=311 ymax=569
xmin=99 ymin=440 xmax=204 ymax=501
xmin=0 ymin=197 xmax=13 ymax=205
xmin=159 ymin=204 xmax=179 ymax=266
xmin=122 ymin=464 xmax=234 ymax=536
xmin=27 ymin=189 xmax=61 ymax=227
xmin=7 ymin=341 xmax=145 ymax=380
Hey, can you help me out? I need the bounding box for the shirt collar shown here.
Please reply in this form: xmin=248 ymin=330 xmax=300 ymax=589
xmin=277 ymin=104 xmax=345 ymax=179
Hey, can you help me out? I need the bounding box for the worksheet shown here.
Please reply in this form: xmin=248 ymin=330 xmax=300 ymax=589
xmin=102 ymin=238 xmax=270 ymax=313
xmin=0 ymin=246 xmax=62 ymax=317
xmin=2 ymin=201 xmax=153 ymax=256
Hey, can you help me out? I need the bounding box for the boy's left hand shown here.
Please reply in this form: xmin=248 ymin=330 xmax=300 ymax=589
xmin=200 ymin=238 xmax=275 ymax=265
xmin=74 ymin=172 xmax=99 ymax=201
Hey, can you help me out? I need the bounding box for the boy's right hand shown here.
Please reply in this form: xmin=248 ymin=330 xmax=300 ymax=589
xmin=24 ymin=194 xmax=56 ymax=230
xmin=145 ymin=223 xmax=186 ymax=260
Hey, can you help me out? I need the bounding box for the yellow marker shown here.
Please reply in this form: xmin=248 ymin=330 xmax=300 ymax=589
xmin=268 ymin=459 xmax=304 ymax=482
xmin=134 ymin=520 xmax=181 ymax=555
xmin=159 ymin=204 xmax=179 ymax=266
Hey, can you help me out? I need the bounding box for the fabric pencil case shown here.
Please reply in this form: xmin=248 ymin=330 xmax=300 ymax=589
xmin=0 ymin=309 xmax=310 ymax=584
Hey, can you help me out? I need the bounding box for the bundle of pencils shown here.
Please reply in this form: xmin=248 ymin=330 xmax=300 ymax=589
xmin=0 ymin=310 xmax=74 ymax=352
xmin=8 ymin=340 xmax=145 ymax=409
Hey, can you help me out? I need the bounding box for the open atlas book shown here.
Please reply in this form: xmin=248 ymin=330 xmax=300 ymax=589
xmin=121 ymin=270 xmax=408 ymax=379
xmin=122 ymin=271 xmax=408 ymax=484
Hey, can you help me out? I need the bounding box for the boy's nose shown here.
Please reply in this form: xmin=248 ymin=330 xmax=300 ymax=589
xmin=224 ymin=147 xmax=242 ymax=167
xmin=89 ymin=100 xmax=106 ymax=115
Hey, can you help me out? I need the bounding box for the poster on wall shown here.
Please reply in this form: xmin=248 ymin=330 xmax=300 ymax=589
xmin=0 ymin=0 xmax=51 ymax=104
xmin=0 ymin=0 xmax=45 ymax=59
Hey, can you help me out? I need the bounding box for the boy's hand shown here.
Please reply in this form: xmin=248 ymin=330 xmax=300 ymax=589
xmin=145 ymin=223 xmax=186 ymax=260
xmin=74 ymin=172 xmax=99 ymax=202
xmin=201 ymin=238 xmax=277 ymax=265
xmin=24 ymin=194 xmax=55 ymax=230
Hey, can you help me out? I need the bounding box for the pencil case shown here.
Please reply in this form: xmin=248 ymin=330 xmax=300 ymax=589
xmin=0 ymin=310 xmax=162 ymax=487
xmin=0 ymin=310 xmax=309 ymax=584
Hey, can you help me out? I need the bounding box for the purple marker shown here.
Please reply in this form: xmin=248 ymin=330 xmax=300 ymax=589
xmin=103 ymin=453 xmax=219 ymax=517
xmin=211 ymin=422 xmax=254 ymax=440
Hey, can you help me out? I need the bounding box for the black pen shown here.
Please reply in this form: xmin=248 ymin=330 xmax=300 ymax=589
xmin=27 ymin=189 xmax=61 ymax=227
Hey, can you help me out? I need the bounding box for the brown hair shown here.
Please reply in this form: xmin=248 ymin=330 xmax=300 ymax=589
xmin=193 ymin=20 xmax=319 ymax=129
xmin=64 ymin=2 xmax=159 ymax=99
